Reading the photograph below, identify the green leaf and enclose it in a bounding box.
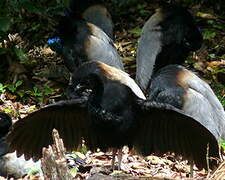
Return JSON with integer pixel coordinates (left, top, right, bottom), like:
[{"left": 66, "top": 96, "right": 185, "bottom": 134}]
[
  {"left": 0, "top": 48, "right": 10, "bottom": 55},
  {"left": 7, "top": 84, "right": 16, "bottom": 92},
  {"left": 0, "top": 17, "right": 12, "bottom": 32},
  {"left": 19, "top": 1, "right": 44, "bottom": 14},
  {"left": 207, "top": 20, "right": 224, "bottom": 30},
  {"left": 203, "top": 29, "right": 216, "bottom": 40},
  {"left": 0, "top": 83, "right": 6, "bottom": 93},
  {"left": 70, "top": 153, "right": 78, "bottom": 159},
  {"left": 3, "top": 108, "right": 13, "bottom": 114},
  {"left": 208, "top": 54, "right": 216, "bottom": 59},
  {"left": 17, "top": 90, "right": 25, "bottom": 98},
  {"left": 33, "top": 87, "right": 38, "bottom": 93},
  {"left": 185, "top": 57, "right": 195, "bottom": 63},
  {"left": 219, "top": 140, "right": 225, "bottom": 150},
  {"left": 28, "top": 169, "right": 40, "bottom": 176},
  {"left": 33, "top": 87, "right": 43, "bottom": 96},
  {"left": 8, "top": 1, "right": 20, "bottom": 11},
  {"left": 77, "top": 145, "right": 88, "bottom": 153},
  {"left": 129, "top": 28, "right": 142, "bottom": 36},
  {"left": 36, "top": 97, "right": 44, "bottom": 102},
  {"left": 15, "top": 80, "right": 23, "bottom": 87},
  {"left": 25, "top": 160, "right": 42, "bottom": 176},
  {"left": 31, "top": 24, "right": 40, "bottom": 31},
  {"left": 43, "top": 84, "right": 54, "bottom": 95},
  {"left": 69, "top": 168, "right": 77, "bottom": 176},
  {"left": 14, "top": 48, "right": 28, "bottom": 63}
]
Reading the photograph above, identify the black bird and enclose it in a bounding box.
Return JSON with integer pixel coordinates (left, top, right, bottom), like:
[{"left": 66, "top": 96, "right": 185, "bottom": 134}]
[
  {"left": 47, "top": 1, "right": 122, "bottom": 74},
  {"left": 0, "top": 112, "right": 42, "bottom": 178},
  {"left": 135, "top": 4, "right": 225, "bottom": 155},
  {"left": 68, "top": 0, "right": 114, "bottom": 39},
  {"left": 136, "top": 4, "right": 203, "bottom": 90},
  {"left": 7, "top": 61, "right": 219, "bottom": 170}
]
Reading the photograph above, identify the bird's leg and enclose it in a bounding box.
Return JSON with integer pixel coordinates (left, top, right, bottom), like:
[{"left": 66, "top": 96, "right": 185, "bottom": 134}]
[
  {"left": 111, "top": 148, "right": 117, "bottom": 171},
  {"left": 117, "top": 148, "right": 123, "bottom": 170}
]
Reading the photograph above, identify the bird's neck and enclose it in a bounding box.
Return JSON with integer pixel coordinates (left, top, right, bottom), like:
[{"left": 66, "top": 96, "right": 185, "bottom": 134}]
[
  {"left": 88, "top": 75, "right": 105, "bottom": 109},
  {"left": 136, "top": 43, "right": 160, "bottom": 91}
]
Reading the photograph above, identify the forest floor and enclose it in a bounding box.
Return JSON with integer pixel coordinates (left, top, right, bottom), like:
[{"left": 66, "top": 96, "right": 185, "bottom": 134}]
[{"left": 0, "top": 1, "right": 225, "bottom": 179}]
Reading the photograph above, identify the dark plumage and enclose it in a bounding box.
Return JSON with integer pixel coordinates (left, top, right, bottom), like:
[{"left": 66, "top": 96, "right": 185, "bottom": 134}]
[
  {"left": 136, "top": 5, "right": 203, "bottom": 90},
  {"left": 7, "top": 61, "right": 219, "bottom": 169},
  {"left": 47, "top": 0, "right": 122, "bottom": 73},
  {"left": 48, "top": 14, "right": 123, "bottom": 73},
  {"left": 0, "top": 112, "right": 41, "bottom": 178},
  {"left": 0, "top": 112, "right": 12, "bottom": 156},
  {"left": 0, "top": 112, "right": 11, "bottom": 140},
  {"left": 64, "top": 14, "right": 123, "bottom": 70},
  {"left": 135, "top": 4, "right": 224, "bottom": 167}
]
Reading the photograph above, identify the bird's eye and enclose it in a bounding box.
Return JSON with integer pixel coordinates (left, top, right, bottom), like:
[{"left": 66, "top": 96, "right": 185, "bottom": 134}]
[{"left": 74, "top": 83, "right": 83, "bottom": 91}]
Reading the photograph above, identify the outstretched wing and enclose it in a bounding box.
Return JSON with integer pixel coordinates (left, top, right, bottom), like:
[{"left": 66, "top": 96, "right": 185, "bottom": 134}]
[
  {"left": 7, "top": 98, "right": 89, "bottom": 161},
  {"left": 134, "top": 100, "right": 219, "bottom": 169}
]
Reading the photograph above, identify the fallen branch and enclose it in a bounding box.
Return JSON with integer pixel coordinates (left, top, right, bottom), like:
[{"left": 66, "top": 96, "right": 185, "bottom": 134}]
[
  {"left": 41, "top": 129, "right": 73, "bottom": 180},
  {"left": 207, "top": 161, "right": 225, "bottom": 180}
]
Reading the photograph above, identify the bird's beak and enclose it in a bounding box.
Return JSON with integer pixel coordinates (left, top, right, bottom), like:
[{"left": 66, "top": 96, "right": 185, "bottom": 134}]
[
  {"left": 75, "top": 84, "right": 92, "bottom": 97},
  {"left": 67, "top": 83, "right": 92, "bottom": 99},
  {"left": 66, "top": 83, "right": 84, "bottom": 99}
]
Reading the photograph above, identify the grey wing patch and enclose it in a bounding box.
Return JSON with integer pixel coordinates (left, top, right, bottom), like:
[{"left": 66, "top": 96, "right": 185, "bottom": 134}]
[
  {"left": 86, "top": 34, "right": 124, "bottom": 70},
  {"left": 136, "top": 19, "right": 162, "bottom": 90},
  {"left": 82, "top": 5, "right": 114, "bottom": 39},
  {"left": 183, "top": 75, "right": 225, "bottom": 140},
  {"left": 87, "top": 22, "right": 112, "bottom": 43},
  {"left": 0, "top": 152, "right": 42, "bottom": 178}
]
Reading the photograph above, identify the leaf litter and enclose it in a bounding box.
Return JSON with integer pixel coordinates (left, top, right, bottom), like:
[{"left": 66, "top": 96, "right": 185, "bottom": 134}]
[{"left": 1, "top": 1, "right": 225, "bottom": 179}]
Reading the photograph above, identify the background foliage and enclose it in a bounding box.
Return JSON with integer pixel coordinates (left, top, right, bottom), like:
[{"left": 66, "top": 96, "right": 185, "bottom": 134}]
[{"left": 0, "top": 0, "right": 224, "bottom": 106}]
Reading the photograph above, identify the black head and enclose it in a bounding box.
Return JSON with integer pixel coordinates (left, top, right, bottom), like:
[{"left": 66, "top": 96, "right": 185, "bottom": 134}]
[
  {"left": 159, "top": 4, "right": 203, "bottom": 51},
  {"left": 55, "top": 9, "right": 91, "bottom": 73},
  {"left": 0, "top": 112, "right": 12, "bottom": 138},
  {"left": 67, "top": 61, "right": 107, "bottom": 99},
  {"left": 56, "top": 12, "right": 84, "bottom": 39}
]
